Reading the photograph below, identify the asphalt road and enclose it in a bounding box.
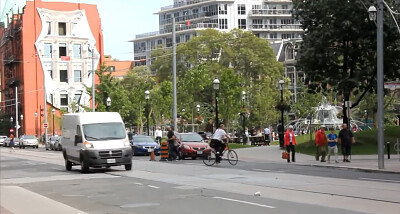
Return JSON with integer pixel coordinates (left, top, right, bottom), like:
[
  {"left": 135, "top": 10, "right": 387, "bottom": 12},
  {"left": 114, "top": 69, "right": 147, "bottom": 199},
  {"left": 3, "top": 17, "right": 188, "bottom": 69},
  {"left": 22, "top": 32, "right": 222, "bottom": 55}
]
[{"left": 1, "top": 147, "right": 399, "bottom": 214}]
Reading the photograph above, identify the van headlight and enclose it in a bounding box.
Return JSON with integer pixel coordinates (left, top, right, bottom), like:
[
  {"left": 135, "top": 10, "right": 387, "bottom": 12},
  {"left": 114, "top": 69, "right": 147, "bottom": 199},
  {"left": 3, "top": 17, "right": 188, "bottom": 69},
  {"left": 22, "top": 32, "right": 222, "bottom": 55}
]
[
  {"left": 123, "top": 139, "right": 131, "bottom": 147},
  {"left": 83, "top": 141, "right": 94, "bottom": 148}
]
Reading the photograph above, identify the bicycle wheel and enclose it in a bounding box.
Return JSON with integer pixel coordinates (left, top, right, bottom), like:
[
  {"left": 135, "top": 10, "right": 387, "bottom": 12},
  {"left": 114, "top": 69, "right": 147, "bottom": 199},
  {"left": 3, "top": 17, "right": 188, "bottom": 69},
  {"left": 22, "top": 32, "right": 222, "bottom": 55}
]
[
  {"left": 203, "top": 151, "right": 216, "bottom": 166},
  {"left": 227, "top": 150, "right": 238, "bottom": 165}
]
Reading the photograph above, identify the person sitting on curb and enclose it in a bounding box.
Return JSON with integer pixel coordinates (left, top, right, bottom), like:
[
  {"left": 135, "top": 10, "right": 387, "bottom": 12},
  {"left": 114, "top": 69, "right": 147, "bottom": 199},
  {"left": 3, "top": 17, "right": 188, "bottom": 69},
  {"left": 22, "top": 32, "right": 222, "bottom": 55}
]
[
  {"left": 315, "top": 125, "right": 328, "bottom": 162},
  {"left": 284, "top": 125, "right": 296, "bottom": 163}
]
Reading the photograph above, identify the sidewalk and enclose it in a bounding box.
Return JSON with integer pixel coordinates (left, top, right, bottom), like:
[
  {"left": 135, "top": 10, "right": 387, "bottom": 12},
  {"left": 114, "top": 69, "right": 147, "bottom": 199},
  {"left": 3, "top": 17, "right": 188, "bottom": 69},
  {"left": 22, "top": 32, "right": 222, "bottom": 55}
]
[{"left": 235, "top": 145, "right": 400, "bottom": 173}]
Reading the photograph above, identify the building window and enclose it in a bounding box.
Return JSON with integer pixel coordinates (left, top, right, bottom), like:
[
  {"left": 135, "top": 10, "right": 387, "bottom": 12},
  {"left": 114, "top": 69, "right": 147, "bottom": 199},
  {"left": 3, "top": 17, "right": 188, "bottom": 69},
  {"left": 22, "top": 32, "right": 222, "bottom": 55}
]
[
  {"left": 74, "top": 93, "right": 82, "bottom": 103},
  {"left": 282, "top": 5, "right": 289, "bottom": 10},
  {"left": 58, "top": 22, "right": 66, "bottom": 36},
  {"left": 73, "top": 44, "right": 81, "bottom": 59},
  {"left": 269, "top": 33, "right": 278, "bottom": 39},
  {"left": 157, "top": 39, "right": 163, "bottom": 45},
  {"left": 74, "top": 70, "right": 81, "bottom": 82},
  {"left": 218, "top": 4, "right": 227, "bottom": 15},
  {"left": 60, "top": 94, "right": 68, "bottom": 106},
  {"left": 49, "top": 70, "right": 53, "bottom": 79},
  {"left": 238, "top": 19, "right": 246, "bottom": 29},
  {"left": 218, "top": 19, "right": 228, "bottom": 29},
  {"left": 60, "top": 70, "right": 68, "bottom": 83},
  {"left": 47, "top": 21, "right": 51, "bottom": 35},
  {"left": 50, "top": 94, "right": 54, "bottom": 104},
  {"left": 59, "top": 43, "right": 67, "bottom": 57},
  {"left": 238, "top": 4, "right": 246, "bottom": 15},
  {"left": 108, "top": 66, "right": 115, "bottom": 72},
  {"left": 44, "top": 43, "right": 52, "bottom": 58},
  {"left": 252, "top": 19, "right": 263, "bottom": 29},
  {"left": 185, "top": 34, "right": 190, "bottom": 42}
]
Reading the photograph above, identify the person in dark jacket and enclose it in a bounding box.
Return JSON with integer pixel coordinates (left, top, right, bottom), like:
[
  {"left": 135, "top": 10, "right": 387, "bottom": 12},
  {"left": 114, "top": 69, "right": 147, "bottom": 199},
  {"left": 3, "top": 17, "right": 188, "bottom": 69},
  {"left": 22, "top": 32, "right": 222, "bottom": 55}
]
[{"left": 338, "top": 123, "right": 355, "bottom": 162}]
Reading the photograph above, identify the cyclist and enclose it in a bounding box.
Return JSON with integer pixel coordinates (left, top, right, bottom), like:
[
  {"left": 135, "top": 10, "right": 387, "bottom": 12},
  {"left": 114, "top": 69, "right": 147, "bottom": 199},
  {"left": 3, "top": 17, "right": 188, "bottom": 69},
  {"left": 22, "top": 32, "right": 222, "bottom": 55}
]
[{"left": 210, "top": 124, "right": 229, "bottom": 163}]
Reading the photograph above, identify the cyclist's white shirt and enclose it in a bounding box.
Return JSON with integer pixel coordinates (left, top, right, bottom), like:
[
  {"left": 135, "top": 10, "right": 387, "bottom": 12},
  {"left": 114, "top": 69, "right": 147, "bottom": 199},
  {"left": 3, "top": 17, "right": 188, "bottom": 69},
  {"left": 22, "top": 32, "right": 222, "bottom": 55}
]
[{"left": 212, "top": 129, "right": 226, "bottom": 141}]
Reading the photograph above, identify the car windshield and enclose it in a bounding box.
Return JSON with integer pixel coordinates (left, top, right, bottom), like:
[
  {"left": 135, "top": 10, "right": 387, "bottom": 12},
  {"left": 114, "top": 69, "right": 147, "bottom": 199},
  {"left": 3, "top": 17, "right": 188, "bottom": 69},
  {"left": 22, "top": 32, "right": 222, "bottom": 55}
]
[
  {"left": 24, "top": 135, "right": 36, "bottom": 139},
  {"left": 82, "top": 122, "right": 126, "bottom": 141},
  {"left": 132, "top": 137, "right": 154, "bottom": 143},
  {"left": 180, "top": 134, "right": 203, "bottom": 142}
]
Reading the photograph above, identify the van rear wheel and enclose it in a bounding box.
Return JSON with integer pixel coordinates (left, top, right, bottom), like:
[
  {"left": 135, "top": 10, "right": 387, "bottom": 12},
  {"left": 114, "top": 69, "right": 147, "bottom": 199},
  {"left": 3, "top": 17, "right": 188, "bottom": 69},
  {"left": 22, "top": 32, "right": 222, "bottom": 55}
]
[
  {"left": 65, "top": 159, "right": 72, "bottom": 171},
  {"left": 125, "top": 164, "right": 132, "bottom": 171}
]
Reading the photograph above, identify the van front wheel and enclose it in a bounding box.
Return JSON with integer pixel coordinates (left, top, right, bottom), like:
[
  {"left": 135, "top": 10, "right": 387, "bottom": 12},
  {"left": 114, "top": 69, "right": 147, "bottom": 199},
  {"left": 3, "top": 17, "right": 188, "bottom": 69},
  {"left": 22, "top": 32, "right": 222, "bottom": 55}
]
[
  {"left": 125, "top": 164, "right": 132, "bottom": 171},
  {"left": 80, "top": 159, "right": 89, "bottom": 173}
]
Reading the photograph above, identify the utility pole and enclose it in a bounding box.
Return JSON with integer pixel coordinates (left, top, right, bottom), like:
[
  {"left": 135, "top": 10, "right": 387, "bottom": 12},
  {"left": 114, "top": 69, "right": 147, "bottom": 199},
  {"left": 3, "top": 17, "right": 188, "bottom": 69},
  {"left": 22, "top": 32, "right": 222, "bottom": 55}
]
[
  {"left": 15, "top": 85, "right": 18, "bottom": 138},
  {"left": 172, "top": 17, "right": 177, "bottom": 131},
  {"left": 92, "top": 46, "right": 95, "bottom": 112},
  {"left": 377, "top": 0, "right": 384, "bottom": 169}
]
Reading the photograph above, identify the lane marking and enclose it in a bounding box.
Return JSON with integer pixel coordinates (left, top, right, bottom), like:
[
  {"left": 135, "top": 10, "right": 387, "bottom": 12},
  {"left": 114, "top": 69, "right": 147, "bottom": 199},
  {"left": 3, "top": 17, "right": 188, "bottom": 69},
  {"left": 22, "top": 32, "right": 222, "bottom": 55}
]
[
  {"left": 253, "top": 168, "right": 285, "bottom": 173},
  {"left": 147, "top": 185, "right": 160, "bottom": 189},
  {"left": 134, "top": 182, "right": 143, "bottom": 185},
  {"left": 359, "top": 177, "right": 400, "bottom": 183},
  {"left": 213, "top": 197, "right": 275, "bottom": 209}
]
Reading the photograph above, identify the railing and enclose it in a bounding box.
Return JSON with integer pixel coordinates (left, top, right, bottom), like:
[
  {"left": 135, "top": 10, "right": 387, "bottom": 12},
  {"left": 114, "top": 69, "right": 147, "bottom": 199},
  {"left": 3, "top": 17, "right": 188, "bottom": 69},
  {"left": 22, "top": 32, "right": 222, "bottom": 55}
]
[
  {"left": 135, "top": 23, "right": 218, "bottom": 39},
  {"left": 159, "top": 11, "right": 217, "bottom": 25},
  {"left": 249, "top": 9, "right": 292, "bottom": 16},
  {"left": 161, "top": 0, "right": 215, "bottom": 11},
  {"left": 249, "top": 24, "right": 302, "bottom": 30}
]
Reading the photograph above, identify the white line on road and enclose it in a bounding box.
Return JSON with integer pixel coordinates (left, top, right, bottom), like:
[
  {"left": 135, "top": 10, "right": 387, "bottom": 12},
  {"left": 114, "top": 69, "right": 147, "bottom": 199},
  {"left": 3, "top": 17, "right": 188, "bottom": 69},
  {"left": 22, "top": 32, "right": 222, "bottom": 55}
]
[
  {"left": 213, "top": 197, "right": 275, "bottom": 209},
  {"left": 147, "top": 185, "right": 160, "bottom": 189},
  {"left": 359, "top": 177, "right": 400, "bottom": 183},
  {"left": 134, "top": 182, "right": 143, "bottom": 185},
  {"left": 253, "top": 168, "right": 285, "bottom": 173}
]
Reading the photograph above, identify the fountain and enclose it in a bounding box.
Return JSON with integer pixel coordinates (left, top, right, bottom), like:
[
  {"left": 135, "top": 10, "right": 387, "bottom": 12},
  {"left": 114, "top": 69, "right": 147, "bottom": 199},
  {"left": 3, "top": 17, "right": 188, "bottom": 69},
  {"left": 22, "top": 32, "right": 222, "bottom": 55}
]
[{"left": 291, "top": 97, "right": 367, "bottom": 134}]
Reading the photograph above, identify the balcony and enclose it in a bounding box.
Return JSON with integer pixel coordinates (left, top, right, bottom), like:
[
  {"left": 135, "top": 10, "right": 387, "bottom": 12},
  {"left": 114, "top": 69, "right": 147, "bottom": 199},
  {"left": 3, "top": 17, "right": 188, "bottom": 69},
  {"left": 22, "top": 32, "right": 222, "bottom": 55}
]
[
  {"left": 134, "top": 23, "right": 218, "bottom": 40},
  {"left": 160, "top": 0, "right": 216, "bottom": 11},
  {"left": 249, "top": 9, "right": 292, "bottom": 17},
  {"left": 159, "top": 11, "right": 216, "bottom": 26},
  {"left": 249, "top": 24, "right": 302, "bottom": 31}
]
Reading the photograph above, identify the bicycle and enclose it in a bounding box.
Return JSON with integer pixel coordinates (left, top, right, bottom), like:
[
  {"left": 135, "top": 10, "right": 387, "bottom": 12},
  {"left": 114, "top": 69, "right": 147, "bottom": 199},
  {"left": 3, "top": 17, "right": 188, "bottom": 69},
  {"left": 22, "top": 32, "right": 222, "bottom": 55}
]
[{"left": 203, "top": 140, "right": 238, "bottom": 166}]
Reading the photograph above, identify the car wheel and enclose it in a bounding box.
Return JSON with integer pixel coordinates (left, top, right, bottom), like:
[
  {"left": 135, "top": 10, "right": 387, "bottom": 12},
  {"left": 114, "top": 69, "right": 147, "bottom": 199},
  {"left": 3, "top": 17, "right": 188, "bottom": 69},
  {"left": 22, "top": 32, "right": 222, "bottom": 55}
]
[
  {"left": 125, "top": 164, "right": 132, "bottom": 171},
  {"left": 65, "top": 159, "right": 72, "bottom": 171},
  {"left": 80, "top": 159, "right": 89, "bottom": 173}
]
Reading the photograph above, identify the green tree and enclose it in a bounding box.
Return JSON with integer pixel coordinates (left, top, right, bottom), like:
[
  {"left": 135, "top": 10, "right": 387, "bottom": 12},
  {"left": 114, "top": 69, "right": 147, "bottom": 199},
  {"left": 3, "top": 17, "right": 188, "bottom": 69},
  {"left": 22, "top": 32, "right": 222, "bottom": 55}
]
[
  {"left": 292, "top": 0, "right": 400, "bottom": 126},
  {"left": 151, "top": 29, "right": 284, "bottom": 130}
]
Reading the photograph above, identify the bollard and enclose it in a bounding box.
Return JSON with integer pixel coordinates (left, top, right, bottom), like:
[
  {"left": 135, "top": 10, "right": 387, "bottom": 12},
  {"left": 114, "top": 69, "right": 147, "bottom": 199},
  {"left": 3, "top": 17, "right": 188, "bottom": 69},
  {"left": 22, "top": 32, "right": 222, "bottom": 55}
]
[
  {"left": 149, "top": 149, "right": 155, "bottom": 161},
  {"left": 387, "top": 142, "right": 391, "bottom": 159},
  {"left": 160, "top": 141, "right": 169, "bottom": 161}
]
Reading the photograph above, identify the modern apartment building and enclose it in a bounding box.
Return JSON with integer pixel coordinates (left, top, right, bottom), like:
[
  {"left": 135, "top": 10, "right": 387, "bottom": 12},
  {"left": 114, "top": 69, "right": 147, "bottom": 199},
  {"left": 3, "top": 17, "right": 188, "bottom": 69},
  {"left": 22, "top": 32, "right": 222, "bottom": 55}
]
[
  {"left": 130, "top": 0, "right": 302, "bottom": 66},
  {"left": 0, "top": 0, "right": 103, "bottom": 136}
]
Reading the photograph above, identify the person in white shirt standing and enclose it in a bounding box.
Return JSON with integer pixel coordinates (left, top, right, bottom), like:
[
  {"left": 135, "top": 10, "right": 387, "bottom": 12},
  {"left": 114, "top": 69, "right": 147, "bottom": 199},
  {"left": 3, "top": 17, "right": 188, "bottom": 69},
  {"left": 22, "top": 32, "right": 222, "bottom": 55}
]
[
  {"left": 210, "top": 124, "right": 229, "bottom": 163},
  {"left": 154, "top": 127, "right": 162, "bottom": 144},
  {"left": 264, "top": 126, "right": 270, "bottom": 142}
]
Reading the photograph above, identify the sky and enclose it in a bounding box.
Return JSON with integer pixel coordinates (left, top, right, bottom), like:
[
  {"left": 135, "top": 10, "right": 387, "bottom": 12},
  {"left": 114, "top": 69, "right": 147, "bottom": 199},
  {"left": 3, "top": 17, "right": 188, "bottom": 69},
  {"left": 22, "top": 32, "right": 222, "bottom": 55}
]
[{"left": 1, "top": 0, "right": 173, "bottom": 60}]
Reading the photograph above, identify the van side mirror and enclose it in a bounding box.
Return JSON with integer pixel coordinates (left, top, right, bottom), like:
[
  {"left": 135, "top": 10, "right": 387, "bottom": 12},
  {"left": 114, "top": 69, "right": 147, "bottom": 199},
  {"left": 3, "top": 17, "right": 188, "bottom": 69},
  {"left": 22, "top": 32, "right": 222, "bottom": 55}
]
[{"left": 74, "top": 135, "right": 82, "bottom": 145}]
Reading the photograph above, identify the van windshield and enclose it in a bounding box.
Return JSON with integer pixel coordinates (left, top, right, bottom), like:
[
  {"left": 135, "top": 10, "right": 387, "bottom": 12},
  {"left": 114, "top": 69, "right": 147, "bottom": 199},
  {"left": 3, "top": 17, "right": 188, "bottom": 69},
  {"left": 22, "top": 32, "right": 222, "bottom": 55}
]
[{"left": 82, "top": 123, "right": 126, "bottom": 141}]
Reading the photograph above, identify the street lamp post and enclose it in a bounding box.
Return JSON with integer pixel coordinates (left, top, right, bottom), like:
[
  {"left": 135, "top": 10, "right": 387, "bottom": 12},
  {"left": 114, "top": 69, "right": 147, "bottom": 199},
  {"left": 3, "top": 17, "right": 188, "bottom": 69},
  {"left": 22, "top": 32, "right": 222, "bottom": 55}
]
[
  {"left": 145, "top": 90, "right": 150, "bottom": 136},
  {"left": 10, "top": 117, "right": 13, "bottom": 134},
  {"left": 34, "top": 112, "right": 38, "bottom": 137},
  {"left": 172, "top": 17, "right": 177, "bottom": 132},
  {"left": 364, "top": 110, "right": 368, "bottom": 130},
  {"left": 181, "top": 108, "right": 186, "bottom": 133},
  {"left": 241, "top": 91, "right": 246, "bottom": 142},
  {"left": 106, "top": 97, "right": 111, "bottom": 112},
  {"left": 20, "top": 115, "right": 23, "bottom": 135},
  {"left": 196, "top": 104, "right": 200, "bottom": 132},
  {"left": 369, "top": 1, "right": 385, "bottom": 169},
  {"left": 213, "top": 78, "right": 220, "bottom": 130},
  {"left": 52, "top": 108, "right": 55, "bottom": 136},
  {"left": 75, "top": 104, "right": 79, "bottom": 113},
  {"left": 279, "top": 79, "right": 285, "bottom": 148}
]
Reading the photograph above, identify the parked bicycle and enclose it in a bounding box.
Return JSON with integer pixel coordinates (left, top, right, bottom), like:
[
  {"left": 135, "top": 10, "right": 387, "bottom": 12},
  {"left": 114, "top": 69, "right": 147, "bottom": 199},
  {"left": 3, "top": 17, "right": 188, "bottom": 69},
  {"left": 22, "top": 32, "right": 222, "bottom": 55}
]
[{"left": 203, "top": 141, "right": 238, "bottom": 166}]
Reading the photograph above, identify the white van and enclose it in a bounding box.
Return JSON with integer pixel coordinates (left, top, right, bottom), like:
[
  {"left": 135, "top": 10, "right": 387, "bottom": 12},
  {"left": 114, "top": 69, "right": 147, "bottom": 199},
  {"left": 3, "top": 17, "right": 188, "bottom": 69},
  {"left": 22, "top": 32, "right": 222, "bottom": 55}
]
[{"left": 62, "top": 112, "right": 132, "bottom": 173}]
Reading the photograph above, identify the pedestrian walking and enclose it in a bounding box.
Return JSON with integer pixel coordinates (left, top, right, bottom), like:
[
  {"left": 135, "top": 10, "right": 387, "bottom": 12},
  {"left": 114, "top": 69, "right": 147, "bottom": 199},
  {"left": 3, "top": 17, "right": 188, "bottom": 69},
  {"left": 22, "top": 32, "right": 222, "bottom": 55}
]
[
  {"left": 154, "top": 127, "right": 162, "bottom": 144},
  {"left": 338, "top": 123, "right": 355, "bottom": 162},
  {"left": 264, "top": 126, "right": 270, "bottom": 142},
  {"left": 166, "top": 126, "right": 178, "bottom": 161},
  {"left": 284, "top": 125, "right": 296, "bottom": 163},
  {"left": 315, "top": 125, "right": 328, "bottom": 162},
  {"left": 210, "top": 124, "right": 229, "bottom": 163},
  {"left": 9, "top": 134, "right": 15, "bottom": 152},
  {"left": 327, "top": 128, "right": 339, "bottom": 163}
]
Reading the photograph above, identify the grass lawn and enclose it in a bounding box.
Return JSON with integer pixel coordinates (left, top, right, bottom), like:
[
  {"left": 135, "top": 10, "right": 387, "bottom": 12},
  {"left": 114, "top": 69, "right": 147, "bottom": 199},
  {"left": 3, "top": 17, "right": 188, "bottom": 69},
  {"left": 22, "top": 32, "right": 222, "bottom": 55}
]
[{"left": 296, "top": 126, "right": 400, "bottom": 155}]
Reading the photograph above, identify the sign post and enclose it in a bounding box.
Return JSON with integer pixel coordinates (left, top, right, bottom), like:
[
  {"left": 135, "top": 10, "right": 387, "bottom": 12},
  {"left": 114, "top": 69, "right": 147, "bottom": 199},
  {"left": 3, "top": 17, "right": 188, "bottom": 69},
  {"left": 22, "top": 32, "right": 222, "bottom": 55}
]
[{"left": 43, "top": 123, "right": 48, "bottom": 129}]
